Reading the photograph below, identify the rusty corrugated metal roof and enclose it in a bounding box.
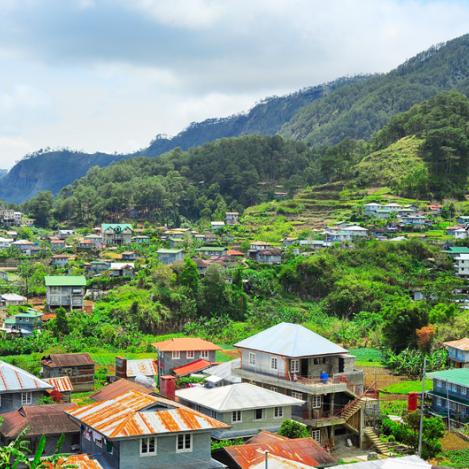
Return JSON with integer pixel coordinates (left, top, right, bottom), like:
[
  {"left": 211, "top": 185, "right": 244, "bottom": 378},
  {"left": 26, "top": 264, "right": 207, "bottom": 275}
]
[
  {"left": 125, "top": 359, "right": 158, "bottom": 378},
  {"left": 91, "top": 379, "right": 152, "bottom": 401},
  {"left": 152, "top": 337, "right": 221, "bottom": 352},
  {"left": 44, "top": 453, "right": 103, "bottom": 469},
  {"left": 67, "top": 390, "right": 229, "bottom": 438},
  {"left": 223, "top": 431, "right": 336, "bottom": 468},
  {"left": 0, "top": 361, "right": 52, "bottom": 392},
  {"left": 0, "top": 403, "right": 79, "bottom": 438},
  {"left": 42, "top": 353, "right": 95, "bottom": 367},
  {"left": 172, "top": 359, "right": 213, "bottom": 377},
  {"left": 44, "top": 375, "right": 74, "bottom": 392}
]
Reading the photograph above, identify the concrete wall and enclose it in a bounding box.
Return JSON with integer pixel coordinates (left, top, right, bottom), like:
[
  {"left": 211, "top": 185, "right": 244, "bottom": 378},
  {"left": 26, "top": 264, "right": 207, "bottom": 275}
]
[
  {"left": 159, "top": 351, "right": 217, "bottom": 375},
  {"left": 42, "top": 365, "right": 95, "bottom": 392},
  {"left": 0, "top": 391, "right": 44, "bottom": 413}
]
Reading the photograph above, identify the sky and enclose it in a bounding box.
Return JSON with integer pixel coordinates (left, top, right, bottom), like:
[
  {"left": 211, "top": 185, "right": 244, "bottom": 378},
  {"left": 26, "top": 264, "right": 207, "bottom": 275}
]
[{"left": 0, "top": 0, "right": 469, "bottom": 169}]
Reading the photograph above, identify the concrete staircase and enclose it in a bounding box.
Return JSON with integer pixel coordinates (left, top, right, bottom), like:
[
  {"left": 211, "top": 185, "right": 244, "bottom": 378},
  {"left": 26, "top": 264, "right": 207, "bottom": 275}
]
[{"left": 364, "top": 427, "right": 392, "bottom": 456}]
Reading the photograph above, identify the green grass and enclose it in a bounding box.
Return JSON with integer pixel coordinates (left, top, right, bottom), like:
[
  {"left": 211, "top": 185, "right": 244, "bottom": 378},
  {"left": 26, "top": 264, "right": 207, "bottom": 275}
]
[
  {"left": 350, "top": 347, "right": 383, "bottom": 366},
  {"left": 439, "top": 449, "right": 469, "bottom": 468},
  {"left": 380, "top": 399, "right": 408, "bottom": 416},
  {"left": 381, "top": 379, "right": 432, "bottom": 394}
]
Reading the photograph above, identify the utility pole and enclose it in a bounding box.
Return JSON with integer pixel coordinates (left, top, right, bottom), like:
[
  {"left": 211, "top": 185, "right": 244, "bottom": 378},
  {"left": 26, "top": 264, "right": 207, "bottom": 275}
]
[
  {"left": 417, "top": 357, "right": 426, "bottom": 457},
  {"left": 447, "top": 380, "right": 451, "bottom": 432},
  {"left": 264, "top": 450, "right": 269, "bottom": 469}
]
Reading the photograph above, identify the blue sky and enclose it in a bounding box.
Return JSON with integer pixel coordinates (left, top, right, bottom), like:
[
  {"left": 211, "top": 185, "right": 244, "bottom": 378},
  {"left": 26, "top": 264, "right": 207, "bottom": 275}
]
[{"left": 0, "top": 0, "right": 469, "bottom": 169}]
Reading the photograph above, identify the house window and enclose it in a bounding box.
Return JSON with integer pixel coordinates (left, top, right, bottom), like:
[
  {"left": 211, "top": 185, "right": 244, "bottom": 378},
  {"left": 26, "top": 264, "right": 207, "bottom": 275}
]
[
  {"left": 176, "top": 434, "right": 192, "bottom": 453},
  {"left": 462, "top": 386, "right": 467, "bottom": 395},
  {"left": 312, "top": 430, "right": 321, "bottom": 442},
  {"left": 232, "top": 411, "right": 242, "bottom": 423},
  {"left": 290, "top": 360, "right": 299, "bottom": 373},
  {"left": 271, "top": 357, "right": 278, "bottom": 370},
  {"left": 21, "top": 392, "right": 32, "bottom": 405},
  {"left": 254, "top": 409, "right": 264, "bottom": 420},
  {"left": 249, "top": 352, "right": 256, "bottom": 365},
  {"left": 274, "top": 407, "right": 283, "bottom": 418},
  {"left": 186, "top": 351, "right": 195, "bottom": 359},
  {"left": 200, "top": 350, "right": 209, "bottom": 359},
  {"left": 437, "top": 398, "right": 442, "bottom": 407},
  {"left": 312, "top": 395, "right": 322, "bottom": 408},
  {"left": 140, "top": 437, "right": 157, "bottom": 456},
  {"left": 172, "top": 351, "right": 180, "bottom": 360},
  {"left": 291, "top": 391, "right": 303, "bottom": 400},
  {"left": 270, "top": 386, "right": 277, "bottom": 392}
]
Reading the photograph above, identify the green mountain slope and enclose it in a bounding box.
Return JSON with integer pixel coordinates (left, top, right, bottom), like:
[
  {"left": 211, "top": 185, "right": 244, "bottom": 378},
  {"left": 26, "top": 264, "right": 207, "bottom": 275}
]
[{"left": 281, "top": 34, "right": 469, "bottom": 146}]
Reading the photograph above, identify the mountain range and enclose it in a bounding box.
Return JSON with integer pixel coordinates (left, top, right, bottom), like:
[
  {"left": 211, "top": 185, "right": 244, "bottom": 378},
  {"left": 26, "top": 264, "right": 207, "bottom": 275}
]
[{"left": 1, "top": 33, "right": 469, "bottom": 204}]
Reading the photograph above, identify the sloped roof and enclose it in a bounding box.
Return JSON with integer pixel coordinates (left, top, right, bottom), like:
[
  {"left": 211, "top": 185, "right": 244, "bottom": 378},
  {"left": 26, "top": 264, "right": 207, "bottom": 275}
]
[
  {"left": 44, "top": 275, "right": 86, "bottom": 287},
  {"left": 46, "top": 454, "right": 103, "bottom": 469},
  {"left": 204, "top": 359, "right": 242, "bottom": 384},
  {"left": 0, "top": 361, "right": 52, "bottom": 392},
  {"left": 67, "top": 390, "right": 229, "bottom": 438},
  {"left": 234, "top": 322, "right": 347, "bottom": 357},
  {"left": 91, "top": 378, "right": 152, "bottom": 401},
  {"left": 101, "top": 223, "right": 133, "bottom": 232},
  {"left": 1, "top": 293, "right": 27, "bottom": 302},
  {"left": 153, "top": 337, "right": 221, "bottom": 352},
  {"left": 42, "top": 353, "right": 95, "bottom": 368},
  {"left": 176, "top": 383, "right": 303, "bottom": 412},
  {"left": 0, "top": 403, "right": 79, "bottom": 438},
  {"left": 44, "top": 376, "right": 74, "bottom": 393},
  {"left": 444, "top": 338, "right": 469, "bottom": 351},
  {"left": 125, "top": 359, "right": 158, "bottom": 378},
  {"left": 172, "top": 359, "right": 213, "bottom": 377},
  {"left": 223, "top": 431, "right": 335, "bottom": 469},
  {"left": 428, "top": 368, "right": 469, "bottom": 387}
]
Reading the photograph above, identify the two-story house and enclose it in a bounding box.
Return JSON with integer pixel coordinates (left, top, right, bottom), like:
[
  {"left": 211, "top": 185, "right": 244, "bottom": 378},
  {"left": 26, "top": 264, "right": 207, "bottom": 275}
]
[
  {"left": 66, "top": 390, "right": 229, "bottom": 469},
  {"left": 233, "top": 323, "right": 365, "bottom": 449},
  {"left": 3, "top": 309, "right": 43, "bottom": 336},
  {"left": 157, "top": 248, "right": 184, "bottom": 265},
  {"left": 177, "top": 382, "right": 304, "bottom": 440},
  {"left": 153, "top": 337, "right": 220, "bottom": 377},
  {"left": 45, "top": 275, "right": 86, "bottom": 309},
  {"left": 101, "top": 224, "right": 133, "bottom": 246},
  {"left": 42, "top": 353, "right": 96, "bottom": 392},
  {"left": 0, "top": 361, "right": 52, "bottom": 413},
  {"left": 225, "top": 212, "right": 240, "bottom": 226},
  {"left": 444, "top": 338, "right": 469, "bottom": 368},
  {"left": 427, "top": 368, "right": 469, "bottom": 424}
]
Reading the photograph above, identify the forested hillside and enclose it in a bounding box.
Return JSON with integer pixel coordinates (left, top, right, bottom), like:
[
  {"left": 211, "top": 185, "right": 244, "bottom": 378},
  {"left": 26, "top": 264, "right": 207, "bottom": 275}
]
[{"left": 281, "top": 34, "right": 469, "bottom": 146}]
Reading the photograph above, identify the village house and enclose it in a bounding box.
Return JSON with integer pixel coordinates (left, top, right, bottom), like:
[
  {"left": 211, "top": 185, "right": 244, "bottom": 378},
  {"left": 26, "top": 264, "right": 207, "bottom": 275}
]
[
  {"left": 324, "top": 225, "right": 368, "bottom": 243},
  {"left": 121, "top": 251, "right": 137, "bottom": 261},
  {"left": 457, "top": 215, "right": 469, "bottom": 224},
  {"left": 177, "top": 382, "right": 304, "bottom": 440},
  {"left": 84, "top": 233, "right": 104, "bottom": 249},
  {"left": 0, "top": 361, "right": 52, "bottom": 413},
  {"left": 57, "top": 229, "right": 75, "bottom": 240},
  {"left": 196, "top": 246, "right": 227, "bottom": 257},
  {"left": 115, "top": 357, "right": 158, "bottom": 385},
  {"left": 51, "top": 253, "right": 73, "bottom": 267},
  {"left": 233, "top": 323, "right": 365, "bottom": 449},
  {"left": 44, "top": 375, "right": 74, "bottom": 403},
  {"left": 153, "top": 337, "right": 220, "bottom": 377},
  {"left": 169, "top": 237, "right": 185, "bottom": 249},
  {"left": 225, "top": 212, "right": 240, "bottom": 225},
  {"left": 86, "top": 260, "right": 111, "bottom": 276},
  {"left": 214, "top": 431, "right": 336, "bottom": 469},
  {"left": 50, "top": 238, "right": 66, "bottom": 251},
  {"left": 101, "top": 223, "right": 133, "bottom": 246},
  {"left": 210, "top": 221, "right": 225, "bottom": 231},
  {"left": 66, "top": 390, "right": 229, "bottom": 469},
  {"left": 3, "top": 309, "right": 43, "bottom": 336},
  {"left": 0, "top": 209, "right": 23, "bottom": 227},
  {"left": 446, "top": 226, "right": 467, "bottom": 238},
  {"left": 398, "top": 213, "right": 429, "bottom": 228},
  {"left": 109, "top": 262, "right": 135, "bottom": 277},
  {"left": 444, "top": 338, "right": 469, "bottom": 368},
  {"left": 249, "top": 241, "right": 274, "bottom": 252},
  {"left": 132, "top": 235, "right": 150, "bottom": 244},
  {"left": 12, "top": 239, "right": 39, "bottom": 255},
  {"left": 77, "top": 238, "right": 95, "bottom": 250},
  {"left": 1, "top": 292, "right": 27, "bottom": 306},
  {"left": 157, "top": 248, "right": 184, "bottom": 265},
  {"left": 445, "top": 246, "right": 469, "bottom": 258},
  {"left": 427, "top": 368, "right": 469, "bottom": 424},
  {"left": 45, "top": 275, "right": 86, "bottom": 309},
  {"left": 0, "top": 403, "right": 80, "bottom": 455},
  {"left": 453, "top": 254, "right": 469, "bottom": 278},
  {"left": 254, "top": 248, "right": 282, "bottom": 265},
  {"left": 42, "top": 353, "right": 96, "bottom": 392},
  {"left": 0, "top": 237, "right": 13, "bottom": 249},
  {"left": 91, "top": 378, "right": 154, "bottom": 402}
]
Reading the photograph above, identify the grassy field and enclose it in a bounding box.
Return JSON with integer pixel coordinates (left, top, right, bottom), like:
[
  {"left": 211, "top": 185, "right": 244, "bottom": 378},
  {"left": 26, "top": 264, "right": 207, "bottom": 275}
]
[
  {"left": 381, "top": 379, "right": 432, "bottom": 394},
  {"left": 349, "top": 347, "right": 383, "bottom": 366}
]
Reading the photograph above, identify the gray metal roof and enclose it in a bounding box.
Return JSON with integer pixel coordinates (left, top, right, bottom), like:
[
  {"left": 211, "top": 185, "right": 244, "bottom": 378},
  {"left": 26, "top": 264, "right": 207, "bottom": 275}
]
[
  {"left": 328, "top": 455, "right": 431, "bottom": 469},
  {"left": 234, "top": 322, "right": 347, "bottom": 357},
  {"left": 176, "top": 382, "right": 303, "bottom": 412},
  {"left": 0, "top": 361, "right": 52, "bottom": 393},
  {"left": 204, "top": 359, "right": 241, "bottom": 384}
]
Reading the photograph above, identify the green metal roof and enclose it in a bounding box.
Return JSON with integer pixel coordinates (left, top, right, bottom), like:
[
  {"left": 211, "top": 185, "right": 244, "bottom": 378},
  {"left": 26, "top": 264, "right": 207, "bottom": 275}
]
[
  {"left": 101, "top": 223, "right": 133, "bottom": 232},
  {"left": 44, "top": 275, "right": 86, "bottom": 287},
  {"left": 428, "top": 368, "right": 469, "bottom": 387},
  {"left": 5, "top": 309, "right": 42, "bottom": 322},
  {"left": 446, "top": 247, "right": 469, "bottom": 254},
  {"left": 157, "top": 249, "right": 184, "bottom": 254},
  {"left": 196, "top": 247, "right": 226, "bottom": 252}
]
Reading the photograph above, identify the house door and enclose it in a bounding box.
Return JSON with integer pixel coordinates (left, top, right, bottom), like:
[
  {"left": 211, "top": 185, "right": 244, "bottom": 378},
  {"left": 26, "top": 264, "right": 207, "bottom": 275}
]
[
  {"left": 300, "top": 359, "right": 308, "bottom": 377},
  {"left": 338, "top": 357, "right": 344, "bottom": 373}
]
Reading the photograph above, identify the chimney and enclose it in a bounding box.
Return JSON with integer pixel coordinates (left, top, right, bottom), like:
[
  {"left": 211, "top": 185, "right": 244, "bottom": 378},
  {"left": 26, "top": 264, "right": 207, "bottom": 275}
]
[
  {"left": 160, "top": 375, "right": 176, "bottom": 401},
  {"left": 115, "top": 356, "right": 127, "bottom": 379}
]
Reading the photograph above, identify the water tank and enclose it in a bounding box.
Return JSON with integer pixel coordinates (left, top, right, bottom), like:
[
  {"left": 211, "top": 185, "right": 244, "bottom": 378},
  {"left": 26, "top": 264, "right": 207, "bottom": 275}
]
[
  {"left": 408, "top": 392, "right": 418, "bottom": 411},
  {"left": 320, "top": 372, "right": 329, "bottom": 384}
]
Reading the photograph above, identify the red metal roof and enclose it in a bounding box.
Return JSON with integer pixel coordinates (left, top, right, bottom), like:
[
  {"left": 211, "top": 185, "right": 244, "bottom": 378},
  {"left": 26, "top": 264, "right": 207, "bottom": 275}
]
[
  {"left": 67, "top": 390, "right": 229, "bottom": 438},
  {"left": 227, "top": 249, "right": 244, "bottom": 256},
  {"left": 172, "top": 359, "right": 213, "bottom": 377},
  {"left": 152, "top": 337, "right": 221, "bottom": 352},
  {"left": 223, "top": 431, "right": 336, "bottom": 468}
]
